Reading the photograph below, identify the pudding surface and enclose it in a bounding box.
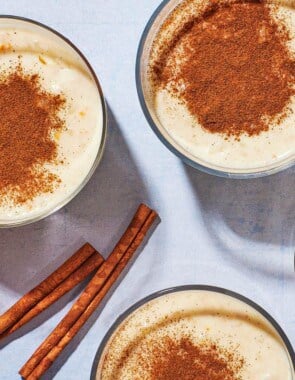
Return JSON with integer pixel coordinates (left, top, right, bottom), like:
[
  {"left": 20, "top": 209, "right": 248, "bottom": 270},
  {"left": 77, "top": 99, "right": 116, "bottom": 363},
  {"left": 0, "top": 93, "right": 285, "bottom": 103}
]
[
  {"left": 0, "top": 20, "right": 103, "bottom": 224},
  {"left": 97, "top": 290, "right": 294, "bottom": 379},
  {"left": 145, "top": 0, "right": 295, "bottom": 173}
]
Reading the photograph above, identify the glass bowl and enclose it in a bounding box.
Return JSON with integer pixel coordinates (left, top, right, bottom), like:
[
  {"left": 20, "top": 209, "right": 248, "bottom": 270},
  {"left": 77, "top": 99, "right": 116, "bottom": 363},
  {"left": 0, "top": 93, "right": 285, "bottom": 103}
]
[
  {"left": 91, "top": 285, "right": 295, "bottom": 379},
  {"left": 136, "top": 0, "right": 295, "bottom": 178},
  {"left": 0, "top": 16, "right": 107, "bottom": 227}
]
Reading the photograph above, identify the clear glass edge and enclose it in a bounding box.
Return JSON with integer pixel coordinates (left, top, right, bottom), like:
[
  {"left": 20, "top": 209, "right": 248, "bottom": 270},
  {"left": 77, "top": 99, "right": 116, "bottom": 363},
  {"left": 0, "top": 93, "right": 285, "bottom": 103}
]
[
  {"left": 90, "top": 285, "right": 295, "bottom": 380},
  {"left": 0, "top": 15, "right": 108, "bottom": 228},
  {"left": 135, "top": 0, "right": 295, "bottom": 180}
]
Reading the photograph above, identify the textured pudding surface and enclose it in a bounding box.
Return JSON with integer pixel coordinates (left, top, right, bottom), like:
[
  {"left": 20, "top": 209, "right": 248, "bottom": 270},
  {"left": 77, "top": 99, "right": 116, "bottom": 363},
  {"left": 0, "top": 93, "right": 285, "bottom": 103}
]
[
  {"left": 0, "top": 24, "right": 103, "bottom": 223},
  {"left": 146, "top": 0, "right": 295, "bottom": 172},
  {"left": 97, "top": 290, "right": 294, "bottom": 379}
]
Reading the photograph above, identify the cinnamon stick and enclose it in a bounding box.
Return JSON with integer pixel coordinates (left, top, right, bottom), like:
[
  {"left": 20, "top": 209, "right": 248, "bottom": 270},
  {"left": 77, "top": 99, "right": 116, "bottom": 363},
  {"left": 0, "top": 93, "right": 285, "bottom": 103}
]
[
  {"left": 25, "top": 210, "right": 158, "bottom": 380},
  {"left": 20, "top": 203, "right": 154, "bottom": 379},
  {"left": 0, "top": 251, "right": 104, "bottom": 340},
  {"left": 0, "top": 243, "right": 97, "bottom": 336}
]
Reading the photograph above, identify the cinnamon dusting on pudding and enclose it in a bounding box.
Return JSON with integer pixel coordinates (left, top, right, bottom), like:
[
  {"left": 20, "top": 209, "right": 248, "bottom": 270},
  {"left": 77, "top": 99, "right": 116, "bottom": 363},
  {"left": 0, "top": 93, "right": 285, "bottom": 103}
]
[
  {"left": 0, "top": 66, "right": 66, "bottom": 206},
  {"left": 98, "top": 290, "right": 293, "bottom": 379},
  {"left": 140, "top": 336, "right": 244, "bottom": 380},
  {"left": 150, "top": 0, "right": 295, "bottom": 137}
]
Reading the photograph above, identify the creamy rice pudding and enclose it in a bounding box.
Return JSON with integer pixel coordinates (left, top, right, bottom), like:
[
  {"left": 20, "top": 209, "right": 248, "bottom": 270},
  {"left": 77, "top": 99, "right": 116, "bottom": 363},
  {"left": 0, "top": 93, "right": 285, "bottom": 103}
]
[
  {"left": 96, "top": 289, "right": 294, "bottom": 379},
  {"left": 0, "top": 18, "right": 105, "bottom": 225},
  {"left": 139, "top": 0, "right": 295, "bottom": 175}
]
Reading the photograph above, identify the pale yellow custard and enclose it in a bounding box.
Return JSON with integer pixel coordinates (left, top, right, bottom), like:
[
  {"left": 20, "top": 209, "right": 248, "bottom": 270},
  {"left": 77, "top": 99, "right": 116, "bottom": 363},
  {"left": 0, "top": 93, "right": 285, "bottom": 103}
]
[
  {"left": 142, "top": 0, "right": 295, "bottom": 174},
  {"left": 0, "top": 18, "right": 104, "bottom": 225},
  {"left": 96, "top": 290, "right": 294, "bottom": 379}
]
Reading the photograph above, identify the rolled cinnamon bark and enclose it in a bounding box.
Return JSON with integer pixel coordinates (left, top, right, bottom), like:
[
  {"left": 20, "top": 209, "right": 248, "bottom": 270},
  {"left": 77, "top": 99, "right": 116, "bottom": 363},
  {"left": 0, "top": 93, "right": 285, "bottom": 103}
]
[
  {"left": 20, "top": 204, "right": 155, "bottom": 379},
  {"left": 1, "top": 251, "right": 104, "bottom": 339},
  {"left": 0, "top": 243, "right": 97, "bottom": 336},
  {"left": 25, "top": 210, "right": 158, "bottom": 380}
]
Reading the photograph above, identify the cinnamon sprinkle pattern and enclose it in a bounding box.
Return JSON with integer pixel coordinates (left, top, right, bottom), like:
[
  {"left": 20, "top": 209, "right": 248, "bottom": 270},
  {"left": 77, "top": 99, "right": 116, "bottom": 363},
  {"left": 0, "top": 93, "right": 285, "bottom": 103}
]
[
  {"left": 145, "top": 336, "right": 244, "bottom": 380},
  {"left": 150, "top": 0, "right": 295, "bottom": 138},
  {"left": 0, "top": 64, "right": 66, "bottom": 206},
  {"left": 103, "top": 334, "right": 245, "bottom": 379}
]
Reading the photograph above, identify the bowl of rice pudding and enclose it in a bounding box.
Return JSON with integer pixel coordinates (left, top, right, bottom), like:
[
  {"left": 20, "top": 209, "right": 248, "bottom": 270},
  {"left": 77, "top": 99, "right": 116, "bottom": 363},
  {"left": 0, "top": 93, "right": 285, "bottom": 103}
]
[
  {"left": 136, "top": 0, "right": 295, "bottom": 178},
  {"left": 92, "top": 286, "right": 295, "bottom": 380},
  {"left": 0, "top": 16, "right": 106, "bottom": 227}
]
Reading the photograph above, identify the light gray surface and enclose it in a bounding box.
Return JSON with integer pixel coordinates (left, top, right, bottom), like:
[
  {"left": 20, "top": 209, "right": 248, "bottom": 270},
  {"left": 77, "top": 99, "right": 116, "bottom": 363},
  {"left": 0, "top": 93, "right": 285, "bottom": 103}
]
[{"left": 0, "top": 0, "right": 294, "bottom": 379}]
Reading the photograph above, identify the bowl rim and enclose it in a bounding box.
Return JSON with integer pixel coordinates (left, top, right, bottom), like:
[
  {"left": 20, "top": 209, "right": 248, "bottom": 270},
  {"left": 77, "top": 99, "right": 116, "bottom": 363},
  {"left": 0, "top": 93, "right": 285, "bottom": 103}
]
[
  {"left": 135, "top": 0, "right": 295, "bottom": 179},
  {"left": 0, "top": 15, "right": 107, "bottom": 228},
  {"left": 90, "top": 284, "right": 295, "bottom": 379}
]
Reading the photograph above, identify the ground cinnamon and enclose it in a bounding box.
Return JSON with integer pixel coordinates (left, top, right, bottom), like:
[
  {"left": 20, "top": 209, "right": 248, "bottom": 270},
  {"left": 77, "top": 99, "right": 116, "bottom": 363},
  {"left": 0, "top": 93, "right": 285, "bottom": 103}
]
[
  {"left": 147, "top": 336, "right": 244, "bottom": 380},
  {"left": 151, "top": 0, "right": 295, "bottom": 137},
  {"left": 0, "top": 66, "right": 65, "bottom": 205}
]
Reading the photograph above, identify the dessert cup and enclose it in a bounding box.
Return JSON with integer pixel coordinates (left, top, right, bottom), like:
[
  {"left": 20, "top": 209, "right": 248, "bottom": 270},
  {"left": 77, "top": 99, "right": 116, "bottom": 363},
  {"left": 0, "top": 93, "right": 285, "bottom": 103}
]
[
  {"left": 91, "top": 285, "right": 295, "bottom": 379},
  {"left": 0, "top": 16, "right": 107, "bottom": 227},
  {"left": 136, "top": 0, "right": 295, "bottom": 178}
]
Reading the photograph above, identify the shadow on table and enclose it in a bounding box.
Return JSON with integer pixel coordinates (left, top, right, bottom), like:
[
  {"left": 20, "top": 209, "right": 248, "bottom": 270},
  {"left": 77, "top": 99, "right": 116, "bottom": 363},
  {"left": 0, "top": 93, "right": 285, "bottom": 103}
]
[
  {"left": 184, "top": 164, "right": 295, "bottom": 277},
  {"left": 0, "top": 104, "right": 151, "bottom": 345}
]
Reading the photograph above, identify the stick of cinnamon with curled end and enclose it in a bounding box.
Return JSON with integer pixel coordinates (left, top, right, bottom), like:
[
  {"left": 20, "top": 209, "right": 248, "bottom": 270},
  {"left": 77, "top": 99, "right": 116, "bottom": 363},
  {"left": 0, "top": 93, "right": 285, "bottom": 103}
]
[
  {"left": 0, "top": 243, "right": 99, "bottom": 336},
  {"left": 26, "top": 210, "right": 158, "bottom": 380},
  {"left": 0, "top": 251, "right": 104, "bottom": 340},
  {"left": 20, "top": 204, "right": 158, "bottom": 379}
]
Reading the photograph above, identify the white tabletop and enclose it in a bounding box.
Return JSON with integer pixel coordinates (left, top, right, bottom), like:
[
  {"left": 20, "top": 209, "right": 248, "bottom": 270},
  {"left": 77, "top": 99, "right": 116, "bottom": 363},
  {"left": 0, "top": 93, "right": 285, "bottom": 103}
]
[{"left": 0, "top": 0, "right": 294, "bottom": 378}]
